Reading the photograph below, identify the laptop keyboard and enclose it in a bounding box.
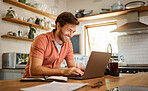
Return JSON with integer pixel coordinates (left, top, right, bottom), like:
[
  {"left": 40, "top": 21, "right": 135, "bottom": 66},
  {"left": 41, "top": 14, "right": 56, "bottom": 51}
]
[{"left": 67, "top": 75, "right": 82, "bottom": 79}]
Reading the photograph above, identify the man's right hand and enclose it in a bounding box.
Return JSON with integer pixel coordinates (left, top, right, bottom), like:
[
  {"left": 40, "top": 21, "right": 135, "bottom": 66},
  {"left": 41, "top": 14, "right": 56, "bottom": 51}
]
[{"left": 62, "top": 67, "right": 84, "bottom": 76}]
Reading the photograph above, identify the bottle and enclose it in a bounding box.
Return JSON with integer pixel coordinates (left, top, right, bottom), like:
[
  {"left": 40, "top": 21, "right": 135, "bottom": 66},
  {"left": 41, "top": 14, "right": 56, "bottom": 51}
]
[
  {"left": 35, "top": 17, "right": 40, "bottom": 25},
  {"left": 119, "top": 55, "right": 127, "bottom": 66},
  {"left": 18, "top": 31, "right": 22, "bottom": 37}
]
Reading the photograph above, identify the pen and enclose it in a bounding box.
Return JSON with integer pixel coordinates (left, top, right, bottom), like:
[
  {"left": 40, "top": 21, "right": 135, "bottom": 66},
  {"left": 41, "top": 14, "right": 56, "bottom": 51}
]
[
  {"left": 42, "top": 74, "right": 47, "bottom": 80},
  {"left": 91, "top": 81, "right": 103, "bottom": 88}
]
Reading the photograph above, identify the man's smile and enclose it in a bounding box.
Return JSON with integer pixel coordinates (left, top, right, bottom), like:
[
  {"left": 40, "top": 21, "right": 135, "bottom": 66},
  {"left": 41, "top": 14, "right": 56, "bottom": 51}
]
[{"left": 65, "top": 36, "right": 70, "bottom": 40}]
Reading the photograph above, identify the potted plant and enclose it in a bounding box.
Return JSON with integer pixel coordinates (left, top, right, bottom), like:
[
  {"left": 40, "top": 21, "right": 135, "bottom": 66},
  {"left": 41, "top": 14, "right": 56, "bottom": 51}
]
[
  {"left": 28, "top": 24, "right": 36, "bottom": 39},
  {"left": 19, "top": 0, "right": 26, "bottom": 4},
  {"left": 6, "top": 7, "right": 16, "bottom": 18}
]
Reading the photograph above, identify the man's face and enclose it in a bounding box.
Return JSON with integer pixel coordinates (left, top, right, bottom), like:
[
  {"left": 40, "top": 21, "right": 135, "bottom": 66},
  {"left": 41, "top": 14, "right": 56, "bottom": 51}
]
[{"left": 58, "top": 23, "right": 76, "bottom": 43}]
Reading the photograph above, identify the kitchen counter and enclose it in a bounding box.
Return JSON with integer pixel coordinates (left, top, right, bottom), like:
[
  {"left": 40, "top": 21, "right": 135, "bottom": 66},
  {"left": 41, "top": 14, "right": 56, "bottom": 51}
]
[
  {"left": 0, "top": 69, "right": 24, "bottom": 80},
  {"left": 119, "top": 66, "right": 148, "bottom": 69},
  {"left": 0, "top": 72, "right": 148, "bottom": 91},
  {"left": 0, "top": 69, "right": 24, "bottom": 73},
  {"left": 118, "top": 66, "right": 148, "bottom": 73}
]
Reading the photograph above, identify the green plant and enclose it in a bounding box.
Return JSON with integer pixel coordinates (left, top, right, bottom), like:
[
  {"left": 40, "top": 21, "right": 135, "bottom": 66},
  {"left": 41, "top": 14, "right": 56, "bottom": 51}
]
[
  {"left": 28, "top": 24, "right": 36, "bottom": 39},
  {"left": 6, "top": 7, "right": 15, "bottom": 18},
  {"left": 19, "top": 0, "right": 26, "bottom": 4}
]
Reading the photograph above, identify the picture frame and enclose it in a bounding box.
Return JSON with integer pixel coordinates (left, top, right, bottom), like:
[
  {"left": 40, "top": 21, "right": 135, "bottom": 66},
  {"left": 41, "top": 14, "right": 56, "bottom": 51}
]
[{"left": 70, "top": 34, "right": 81, "bottom": 54}]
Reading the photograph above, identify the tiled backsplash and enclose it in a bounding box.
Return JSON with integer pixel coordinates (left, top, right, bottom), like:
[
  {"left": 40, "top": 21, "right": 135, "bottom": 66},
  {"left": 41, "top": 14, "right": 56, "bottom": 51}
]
[{"left": 118, "top": 33, "right": 148, "bottom": 64}]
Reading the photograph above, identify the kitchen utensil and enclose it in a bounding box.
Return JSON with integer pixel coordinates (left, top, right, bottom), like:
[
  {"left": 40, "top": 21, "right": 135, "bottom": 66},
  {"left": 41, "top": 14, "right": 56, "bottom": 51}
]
[
  {"left": 111, "top": 1, "right": 123, "bottom": 11},
  {"left": 125, "top": 1, "right": 145, "bottom": 9},
  {"left": 100, "top": 8, "right": 111, "bottom": 14},
  {"left": 75, "top": 9, "right": 93, "bottom": 18},
  {"left": 101, "top": 8, "right": 110, "bottom": 12}
]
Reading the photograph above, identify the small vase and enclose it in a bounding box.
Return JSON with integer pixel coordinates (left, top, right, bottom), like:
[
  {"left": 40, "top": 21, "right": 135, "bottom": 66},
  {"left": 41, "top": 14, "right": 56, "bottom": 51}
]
[
  {"left": 40, "top": 20, "right": 44, "bottom": 26},
  {"left": 46, "top": 21, "right": 51, "bottom": 28}
]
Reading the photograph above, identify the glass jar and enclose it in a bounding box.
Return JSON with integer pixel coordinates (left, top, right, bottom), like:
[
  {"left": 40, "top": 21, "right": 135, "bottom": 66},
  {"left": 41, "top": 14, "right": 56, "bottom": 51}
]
[{"left": 51, "top": 5, "right": 58, "bottom": 15}]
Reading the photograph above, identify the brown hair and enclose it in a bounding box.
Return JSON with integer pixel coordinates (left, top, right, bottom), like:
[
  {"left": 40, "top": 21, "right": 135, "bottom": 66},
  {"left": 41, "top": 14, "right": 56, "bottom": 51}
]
[{"left": 55, "top": 12, "right": 79, "bottom": 30}]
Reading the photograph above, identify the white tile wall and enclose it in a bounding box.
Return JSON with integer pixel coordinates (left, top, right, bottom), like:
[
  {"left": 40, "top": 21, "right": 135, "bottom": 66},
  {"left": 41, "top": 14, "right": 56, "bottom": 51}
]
[{"left": 118, "top": 34, "right": 148, "bottom": 64}]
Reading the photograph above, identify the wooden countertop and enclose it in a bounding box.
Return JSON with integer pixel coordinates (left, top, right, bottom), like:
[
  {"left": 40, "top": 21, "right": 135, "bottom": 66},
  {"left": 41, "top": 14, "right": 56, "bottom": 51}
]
[{"left": 0, "top": 72, "right": 148, "bottom": 91}]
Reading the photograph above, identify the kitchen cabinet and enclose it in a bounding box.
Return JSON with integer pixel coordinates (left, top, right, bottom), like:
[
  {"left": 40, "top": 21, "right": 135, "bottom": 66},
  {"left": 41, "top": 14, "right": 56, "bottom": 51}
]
[
  {"left": 78, "top": 6, "right": 148, "bottom": 21},
  {"left": 1, "top": 35, "right": 33, "bottom": 41}
]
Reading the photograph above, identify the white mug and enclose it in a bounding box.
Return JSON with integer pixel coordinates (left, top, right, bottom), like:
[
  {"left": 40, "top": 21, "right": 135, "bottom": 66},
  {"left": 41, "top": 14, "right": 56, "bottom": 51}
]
[{"left": 18, "top": 16, "right": 23, "bottom": 21}]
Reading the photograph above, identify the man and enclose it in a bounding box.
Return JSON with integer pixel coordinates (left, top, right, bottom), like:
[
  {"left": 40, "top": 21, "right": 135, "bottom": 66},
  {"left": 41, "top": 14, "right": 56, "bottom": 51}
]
[{"left": 22, "top": 12, "right": 84, "bottom": 78}]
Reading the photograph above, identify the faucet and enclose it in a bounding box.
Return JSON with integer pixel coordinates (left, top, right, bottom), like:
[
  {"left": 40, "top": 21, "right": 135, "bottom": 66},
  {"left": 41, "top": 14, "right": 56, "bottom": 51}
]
[{"left": 107, "top": 43, "right": 112, "bottom": 55}]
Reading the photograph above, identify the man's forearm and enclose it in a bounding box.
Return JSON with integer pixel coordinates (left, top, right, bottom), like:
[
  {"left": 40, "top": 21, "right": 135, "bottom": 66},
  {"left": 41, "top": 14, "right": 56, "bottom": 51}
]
[{"left": 30, "top": 66, "right": 64, "bottom": 76}]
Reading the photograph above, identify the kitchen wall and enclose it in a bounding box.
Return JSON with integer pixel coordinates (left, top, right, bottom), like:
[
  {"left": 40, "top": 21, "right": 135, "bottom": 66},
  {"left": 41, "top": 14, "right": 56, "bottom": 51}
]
[
  {"left": 118, "top": 33, "right": 148, "bottom": 64},
  {"left": 118, "top": 15, "right": 148, "bottom": 65},
  {"left": 0, "top": 0, "right": 67, "bottom": 69},
  {"left": 67, "top": 0, "right": 148, "bottom": 64}
]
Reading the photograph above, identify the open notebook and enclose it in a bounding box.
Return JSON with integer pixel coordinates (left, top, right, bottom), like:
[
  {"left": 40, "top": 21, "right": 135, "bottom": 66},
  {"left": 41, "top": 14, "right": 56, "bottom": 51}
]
[{"left": 20, "top": 76, "right": 68, "bottom": 82}]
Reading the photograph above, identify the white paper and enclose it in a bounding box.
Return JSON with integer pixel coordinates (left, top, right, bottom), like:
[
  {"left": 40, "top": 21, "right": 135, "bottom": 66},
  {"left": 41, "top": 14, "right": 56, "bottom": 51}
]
[
  {"left": 20, "top": 81, "right": 88, "bottom": 91},
  {"left": 47, "top": 76, "right": 68, "bottom": 82}
]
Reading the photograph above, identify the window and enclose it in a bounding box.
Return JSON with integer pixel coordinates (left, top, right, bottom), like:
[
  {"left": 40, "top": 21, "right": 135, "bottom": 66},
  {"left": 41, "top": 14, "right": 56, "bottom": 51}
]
[{"left": 84, "top": 21, "right": 118, "bottom": 55}]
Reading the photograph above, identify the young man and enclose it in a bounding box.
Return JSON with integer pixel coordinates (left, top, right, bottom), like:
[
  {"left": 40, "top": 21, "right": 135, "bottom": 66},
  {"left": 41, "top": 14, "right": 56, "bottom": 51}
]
[{"left": 22, "top": 12, "right": 84, "bottom": 78}]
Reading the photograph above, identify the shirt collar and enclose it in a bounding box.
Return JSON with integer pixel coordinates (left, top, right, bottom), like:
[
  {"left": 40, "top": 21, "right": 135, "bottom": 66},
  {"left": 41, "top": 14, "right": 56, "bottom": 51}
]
[{"left": 49, "top": 29, "right": 56, "bottom": 42}]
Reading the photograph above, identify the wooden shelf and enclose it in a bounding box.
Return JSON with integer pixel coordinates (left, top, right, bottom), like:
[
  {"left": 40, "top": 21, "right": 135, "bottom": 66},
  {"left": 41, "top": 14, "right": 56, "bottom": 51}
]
[
  {"left": 51, "top": 24, "right": 56, "bottom": 28},
  {"left": 78, "top": 6, "right": 148, "bottom": 21},
  {"left": 3, "top": 0, "right": 57, "bottom": 20},
  {"left": 2, "top": 17, "right": 50, "bottom": 31},
  {"left": 1, "top": 35, "right": 33, "bottom": 41}
]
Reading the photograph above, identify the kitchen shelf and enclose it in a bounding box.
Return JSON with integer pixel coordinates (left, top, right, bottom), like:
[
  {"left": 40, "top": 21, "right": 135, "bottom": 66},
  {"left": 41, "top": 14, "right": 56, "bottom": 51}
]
[
  {"left": 2, "top": 17, "right": 50, "bottom": 31},
  {"left": 1, "top": 35, "right": 33, "bottom": 41},
  {"left": 51, "top": 24, "right": 56, "bottom": 28},
  {"left": 77, "top": 6, "right": 148, "bottom": 21},
  {"left": 3, "top": 0, "right": 57, "bottom": 20}
]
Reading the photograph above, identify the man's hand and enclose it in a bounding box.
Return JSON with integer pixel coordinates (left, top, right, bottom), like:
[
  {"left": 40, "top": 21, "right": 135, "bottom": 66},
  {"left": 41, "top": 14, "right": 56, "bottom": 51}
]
[
  {"left": 76, "top": 63, "right": 85, "bottom": 72},
  {"left": 62, "top": 67, "right": 84, "bottom": 76}
]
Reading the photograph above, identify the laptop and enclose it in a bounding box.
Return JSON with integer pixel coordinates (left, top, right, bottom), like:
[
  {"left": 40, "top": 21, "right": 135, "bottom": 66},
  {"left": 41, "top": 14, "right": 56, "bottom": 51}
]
[{"left": 68, "top": 51, "right": 111, "bottom": 80}]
